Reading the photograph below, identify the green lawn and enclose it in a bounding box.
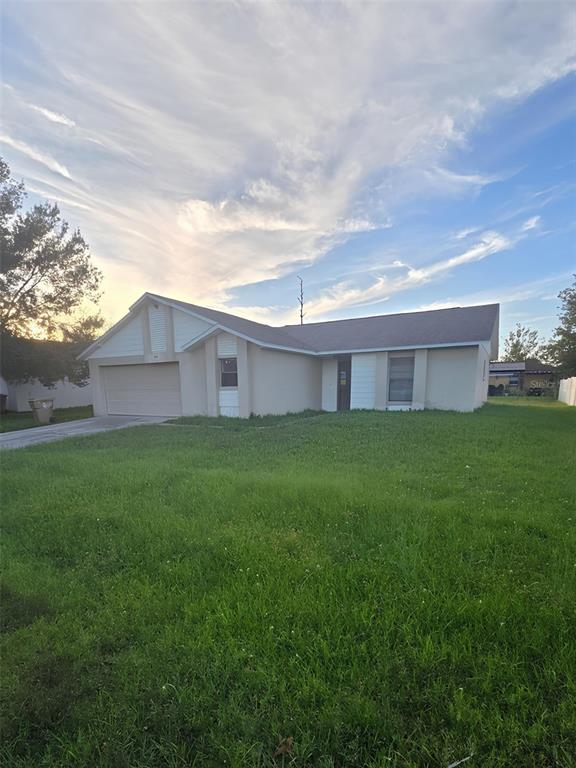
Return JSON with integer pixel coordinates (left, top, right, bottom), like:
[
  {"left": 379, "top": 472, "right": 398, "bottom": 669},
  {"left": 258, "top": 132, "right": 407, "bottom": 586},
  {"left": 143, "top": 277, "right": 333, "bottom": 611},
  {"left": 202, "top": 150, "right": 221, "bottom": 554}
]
[
  {"left": 1, "top": 401, "right": 575, "bottom": 767},
  {"left": 0, "top": 405, "right": 93, "bottom": 433}
]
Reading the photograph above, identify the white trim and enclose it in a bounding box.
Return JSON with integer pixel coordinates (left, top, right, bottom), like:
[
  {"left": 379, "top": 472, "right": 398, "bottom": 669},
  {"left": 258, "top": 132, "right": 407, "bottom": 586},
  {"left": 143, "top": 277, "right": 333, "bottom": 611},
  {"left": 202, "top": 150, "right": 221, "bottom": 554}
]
[
  {"left": 180, "top": 325, "right": 220, "bottom": 350},
  {"left": 316, "top": 341, "right": 485, "bottom": 356},
  {"left": 182, "top": 323, "right": 314, "bottom": 355}
]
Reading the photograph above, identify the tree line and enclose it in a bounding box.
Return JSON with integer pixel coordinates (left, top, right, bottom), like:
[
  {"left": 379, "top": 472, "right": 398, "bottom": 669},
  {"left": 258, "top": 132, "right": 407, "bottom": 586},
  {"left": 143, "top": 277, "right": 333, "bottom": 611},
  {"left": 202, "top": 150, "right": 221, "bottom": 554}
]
[{"left": 502, "top": 284, "right": 575, "bottom": 372}]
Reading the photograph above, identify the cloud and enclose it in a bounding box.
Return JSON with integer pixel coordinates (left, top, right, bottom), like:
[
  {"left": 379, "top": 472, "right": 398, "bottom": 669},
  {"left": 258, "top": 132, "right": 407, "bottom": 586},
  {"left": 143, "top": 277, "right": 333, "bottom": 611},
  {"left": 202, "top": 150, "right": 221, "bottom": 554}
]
[
  {"left": 521, "top": 215, "right": 541, "bottom": 231},
  {"left": 0, "top": 133, "right": 72, "bottom": 179},
  {"left": 424, "top": 166, "right": 505, "bottom": 192},
  {"left": 1, "top": 1, "right": 574, "bottom": 321},
  {"left": 454, "top": 226, "right": 481, "bottom": 240},
  {"left": 302, "top": 231, "right": 515, "bottom": 319},
  {"left": 26, "top": 184, "right": 91, "bottom": 211},
  {"left": 28, "top": 105, "right": 76, "bottom": 127},
  {"left": 177, "top": 183, "right": 381, "bottom": 237},
  {"left": 410, "top": 271, "right": 571, "bottom": 334},
  {"left": 414, "top": 278, "right": 563, "bottom": 313}
]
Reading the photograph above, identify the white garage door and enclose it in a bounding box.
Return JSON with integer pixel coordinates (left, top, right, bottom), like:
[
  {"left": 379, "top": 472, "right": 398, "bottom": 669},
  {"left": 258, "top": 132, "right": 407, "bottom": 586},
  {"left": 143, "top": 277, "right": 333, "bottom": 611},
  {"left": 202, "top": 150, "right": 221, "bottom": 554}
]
[{"left": 103, "top": 363, "right": 182, "bottom": 416}]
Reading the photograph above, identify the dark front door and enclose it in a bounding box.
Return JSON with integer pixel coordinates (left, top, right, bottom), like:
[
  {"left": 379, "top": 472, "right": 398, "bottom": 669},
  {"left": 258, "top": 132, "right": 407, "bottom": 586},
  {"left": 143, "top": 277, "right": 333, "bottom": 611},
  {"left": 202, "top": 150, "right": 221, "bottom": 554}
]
[{"left": 337, "top": 357, "right": 351, "bottom": 411}]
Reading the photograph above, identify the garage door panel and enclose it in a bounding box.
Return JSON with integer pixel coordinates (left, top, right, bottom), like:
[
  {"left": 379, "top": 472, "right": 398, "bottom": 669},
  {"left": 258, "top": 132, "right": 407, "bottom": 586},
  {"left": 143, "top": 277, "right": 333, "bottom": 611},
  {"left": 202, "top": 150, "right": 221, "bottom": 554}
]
[{"left": 103, "top": 363, "right": 181, "bottom": 416}]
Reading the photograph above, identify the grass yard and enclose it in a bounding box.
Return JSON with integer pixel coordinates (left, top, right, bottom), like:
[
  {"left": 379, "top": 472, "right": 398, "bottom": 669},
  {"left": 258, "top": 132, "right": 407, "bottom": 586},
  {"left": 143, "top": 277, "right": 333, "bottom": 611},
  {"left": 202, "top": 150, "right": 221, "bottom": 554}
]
[
  {"left": 0, "top": 405, "right": 93, "bottom": 433},
  {"left": 1, "top": 400, "right": 575, "bottom": 767}
]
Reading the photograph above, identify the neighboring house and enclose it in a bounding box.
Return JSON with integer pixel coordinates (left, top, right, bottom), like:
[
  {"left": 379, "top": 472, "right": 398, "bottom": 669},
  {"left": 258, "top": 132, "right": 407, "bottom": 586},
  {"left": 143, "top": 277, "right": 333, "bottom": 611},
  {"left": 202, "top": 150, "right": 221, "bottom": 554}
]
[
  {"left": 489, "top": 360, "right": 557, "bottom": 395},
  {"left": 79, "top": 293, "right": 499, "bottom": 418},
  {"left": 3, "top": 377, "right": 93, "bottom": 412}
]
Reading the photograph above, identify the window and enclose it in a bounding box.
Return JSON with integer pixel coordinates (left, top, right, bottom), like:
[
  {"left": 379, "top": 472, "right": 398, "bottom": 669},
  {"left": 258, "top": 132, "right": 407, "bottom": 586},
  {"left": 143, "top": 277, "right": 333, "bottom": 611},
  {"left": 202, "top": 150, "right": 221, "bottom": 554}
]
[
  {"left": 388, "top": 356, "right": 414, "bottom": 402},
  {"left": 220, "top": 357, "right": 238, "bottom": 388}
]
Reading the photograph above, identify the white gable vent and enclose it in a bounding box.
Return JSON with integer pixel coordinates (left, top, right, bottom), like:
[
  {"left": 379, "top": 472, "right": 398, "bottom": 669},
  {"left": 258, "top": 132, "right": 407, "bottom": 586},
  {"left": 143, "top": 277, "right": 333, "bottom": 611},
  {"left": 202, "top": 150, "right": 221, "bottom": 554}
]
[
  {"left": 217, "top": 332, "right": 237, "bottom": 358},
  {"left": 149, "top": 304, "right": 168, "bottom": 352}
]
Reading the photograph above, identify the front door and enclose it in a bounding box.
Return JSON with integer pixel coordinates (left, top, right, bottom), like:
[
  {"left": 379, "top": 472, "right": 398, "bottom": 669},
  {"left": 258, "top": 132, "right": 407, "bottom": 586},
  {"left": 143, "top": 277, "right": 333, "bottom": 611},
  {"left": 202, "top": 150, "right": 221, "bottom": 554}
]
[{"left": 337, "top": 357, "right": 351, "bottom": 411}]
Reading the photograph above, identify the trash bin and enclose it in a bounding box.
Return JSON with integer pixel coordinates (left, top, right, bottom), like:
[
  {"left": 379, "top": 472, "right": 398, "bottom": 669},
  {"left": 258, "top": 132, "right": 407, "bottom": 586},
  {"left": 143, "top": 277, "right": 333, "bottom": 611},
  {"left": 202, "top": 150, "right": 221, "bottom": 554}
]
[{"left": 28, "top": 398, "right": 55, "bottom": 426}]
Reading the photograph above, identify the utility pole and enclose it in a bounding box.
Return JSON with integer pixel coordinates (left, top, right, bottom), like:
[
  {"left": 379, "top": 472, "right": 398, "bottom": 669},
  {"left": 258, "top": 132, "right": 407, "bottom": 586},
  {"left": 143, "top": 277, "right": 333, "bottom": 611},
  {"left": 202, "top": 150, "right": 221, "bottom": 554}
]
[{"left": 297, "top": 275, "right": 305, "bottom": 325}]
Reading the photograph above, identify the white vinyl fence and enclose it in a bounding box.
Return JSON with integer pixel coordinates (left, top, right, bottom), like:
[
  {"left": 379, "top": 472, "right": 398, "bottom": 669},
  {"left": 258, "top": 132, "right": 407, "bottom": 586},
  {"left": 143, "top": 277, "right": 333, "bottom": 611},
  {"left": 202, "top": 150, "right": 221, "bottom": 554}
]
[
  {"left": 5, "top": 377, "right": 92, "bottom": 412},
  {"left": 558, "top": 377, "right": 576, "bottom": 406}
]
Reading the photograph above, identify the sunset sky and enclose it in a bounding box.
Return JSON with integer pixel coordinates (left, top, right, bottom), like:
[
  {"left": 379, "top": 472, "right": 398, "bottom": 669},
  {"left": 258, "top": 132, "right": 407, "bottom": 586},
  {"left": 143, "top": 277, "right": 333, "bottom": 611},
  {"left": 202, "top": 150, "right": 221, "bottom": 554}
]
[{"left": 2, "top": 1, "right": 575, "bottom": 340}]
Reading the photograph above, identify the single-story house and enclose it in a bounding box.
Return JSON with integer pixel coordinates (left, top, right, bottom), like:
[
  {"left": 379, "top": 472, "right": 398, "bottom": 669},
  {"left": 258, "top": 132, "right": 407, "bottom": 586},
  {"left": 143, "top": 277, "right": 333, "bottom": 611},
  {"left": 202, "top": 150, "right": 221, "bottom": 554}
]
[
  {"left": 489, "top": 360, "right": 557, "bottom": 395},
  {"left": 79, "top": 293, "right": 499, "bottom": 418}
]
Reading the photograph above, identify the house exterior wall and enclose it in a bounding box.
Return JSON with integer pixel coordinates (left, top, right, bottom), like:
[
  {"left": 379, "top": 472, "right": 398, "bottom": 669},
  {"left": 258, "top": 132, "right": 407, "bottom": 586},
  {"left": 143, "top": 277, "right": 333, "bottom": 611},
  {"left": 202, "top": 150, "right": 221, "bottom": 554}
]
[
  {"left": 177, "top": 346, "right": 207, "bottom": 415},
  {"left": 322, "top": 358, "right": 337, "bottom": 411},
  {"left": 373, "top": 353, "right": 389, "bottom": 409},
  {"left": 248, "top": 345, "right": 322, "bottom": 415},
  {"left": 411, "top": 349, "right": 428, "bottom": 410},
  {"left": 204, "top": 336, "right": 219, "bottom": 416},
  {"left": 173, "top": 309, "right": 213, "bottom": 352},
  {"left": 91, "top": 312, "right": 145, "bottom": 358},
  {"left": 473, "top": 343, "right": 490, "bottom": 408},
  {"left": 489, "top": 369, "right": 556, "bottom": 393},
  {"left": 6, "top": 377, "right": 93, "bottom": 412},
  {"left": 523, "top": 372, "right": 556, "bottom": 392},
  {"left": 425, "top": 346, "right": 480, "bottom": 412}
]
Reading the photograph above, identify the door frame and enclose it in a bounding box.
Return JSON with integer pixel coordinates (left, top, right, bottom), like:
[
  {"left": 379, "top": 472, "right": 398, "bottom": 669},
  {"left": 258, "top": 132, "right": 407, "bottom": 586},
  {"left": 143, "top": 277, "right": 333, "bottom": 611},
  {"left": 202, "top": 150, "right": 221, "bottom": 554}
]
[{"left": 337, "top": 356, "right": 351, "bottom": 411}]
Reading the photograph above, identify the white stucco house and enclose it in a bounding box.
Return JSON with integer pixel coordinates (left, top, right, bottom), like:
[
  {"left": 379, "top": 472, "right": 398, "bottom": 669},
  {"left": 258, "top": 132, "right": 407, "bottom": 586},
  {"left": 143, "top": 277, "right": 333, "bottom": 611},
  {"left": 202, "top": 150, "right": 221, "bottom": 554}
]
[{"left": 79, "top": 293, "right": 499, "bottom": 418}]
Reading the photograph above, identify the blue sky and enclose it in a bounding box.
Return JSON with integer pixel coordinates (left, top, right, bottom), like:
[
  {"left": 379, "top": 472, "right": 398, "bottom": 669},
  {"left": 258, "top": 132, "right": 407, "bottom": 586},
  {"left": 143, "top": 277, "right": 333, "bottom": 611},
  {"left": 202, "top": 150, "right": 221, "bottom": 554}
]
[{"left": 1, "top": 1, "right": 575, "bottom": 345}]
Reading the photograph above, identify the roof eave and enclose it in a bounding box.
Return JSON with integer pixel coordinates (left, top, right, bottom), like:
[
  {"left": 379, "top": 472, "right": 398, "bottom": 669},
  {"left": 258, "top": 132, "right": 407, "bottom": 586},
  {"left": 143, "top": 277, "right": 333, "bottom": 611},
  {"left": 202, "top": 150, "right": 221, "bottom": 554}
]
[{"left": 315, "top": 340, "right": 487, "bottom": 356}]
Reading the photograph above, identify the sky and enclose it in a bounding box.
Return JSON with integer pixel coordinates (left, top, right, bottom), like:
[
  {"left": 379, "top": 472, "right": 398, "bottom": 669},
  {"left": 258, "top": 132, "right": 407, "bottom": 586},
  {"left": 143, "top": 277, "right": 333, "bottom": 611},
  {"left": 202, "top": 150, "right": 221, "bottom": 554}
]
[{"left": 1, "top": 1, "right": 575, "bottom": 344}]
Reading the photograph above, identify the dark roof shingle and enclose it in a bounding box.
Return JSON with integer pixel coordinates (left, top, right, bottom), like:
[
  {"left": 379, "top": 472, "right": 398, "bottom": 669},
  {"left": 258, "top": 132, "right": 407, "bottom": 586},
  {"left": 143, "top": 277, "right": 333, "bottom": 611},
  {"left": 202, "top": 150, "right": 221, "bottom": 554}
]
[
  {"left": 152, "top": 294, "right": 498, "bottom": 354},
  {"left": 282, "top": 304, "right": 499, "bottom": 352}
]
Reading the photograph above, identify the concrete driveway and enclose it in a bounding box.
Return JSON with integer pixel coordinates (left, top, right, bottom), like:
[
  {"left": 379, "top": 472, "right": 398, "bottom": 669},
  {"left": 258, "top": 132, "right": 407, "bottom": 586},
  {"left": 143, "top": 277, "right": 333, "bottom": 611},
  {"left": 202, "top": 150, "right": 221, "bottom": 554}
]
[{"left": 0, "top": 415, "right": 168, "bottom": 450}]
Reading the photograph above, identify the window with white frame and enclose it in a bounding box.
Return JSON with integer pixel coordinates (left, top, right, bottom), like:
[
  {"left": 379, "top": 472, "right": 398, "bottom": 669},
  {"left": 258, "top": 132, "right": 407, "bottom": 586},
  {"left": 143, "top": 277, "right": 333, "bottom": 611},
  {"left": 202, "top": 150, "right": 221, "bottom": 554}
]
[
  {"left": 388, "top": 356, "right": 415, "bottom": 402},
  {"left": 220, "top": 357, "right": 238, "bottom": 387}
]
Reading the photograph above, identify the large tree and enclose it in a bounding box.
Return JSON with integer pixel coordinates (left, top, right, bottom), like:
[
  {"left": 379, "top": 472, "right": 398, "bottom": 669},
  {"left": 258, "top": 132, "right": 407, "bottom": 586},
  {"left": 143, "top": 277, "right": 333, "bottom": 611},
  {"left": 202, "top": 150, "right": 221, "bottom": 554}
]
[
  {"left": 502, "top": 323, "right": 543, "bottom": 361},
  {"left": 546, "top": 274, "right": 576, "bottom": 377},
  {"left": 0, "top": 158, "right": 103, "bottom": 384}
]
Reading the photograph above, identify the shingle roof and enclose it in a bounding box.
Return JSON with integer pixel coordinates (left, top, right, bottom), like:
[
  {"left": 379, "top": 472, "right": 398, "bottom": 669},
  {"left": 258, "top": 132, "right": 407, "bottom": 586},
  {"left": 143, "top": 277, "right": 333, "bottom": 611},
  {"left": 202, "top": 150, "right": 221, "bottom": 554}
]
[
  {"left": 151, "top": 294, "right": 498, "bottom": 355},
  {"left": 283, "top": 304, "right": 499, "bottom": 352},
  {"left": 490, "top": 362, "right": 526, "bottom": 373},
  {"left": 490, "top": 360, "right": 557, "bottom": 374},
  {"left": 151, "top": 295, "right": 316, "bottom": 352}
]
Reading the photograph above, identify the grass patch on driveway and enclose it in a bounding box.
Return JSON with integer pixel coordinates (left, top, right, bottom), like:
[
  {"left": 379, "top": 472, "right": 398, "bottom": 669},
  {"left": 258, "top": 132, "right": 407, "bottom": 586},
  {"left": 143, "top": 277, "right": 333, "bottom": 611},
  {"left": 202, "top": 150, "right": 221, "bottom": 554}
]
[
  {"left": 1, "top": 401, "right": 575, "bottom": 767},
  {"left": 0, "top": 405, "right": 93, "bottom": 433}
]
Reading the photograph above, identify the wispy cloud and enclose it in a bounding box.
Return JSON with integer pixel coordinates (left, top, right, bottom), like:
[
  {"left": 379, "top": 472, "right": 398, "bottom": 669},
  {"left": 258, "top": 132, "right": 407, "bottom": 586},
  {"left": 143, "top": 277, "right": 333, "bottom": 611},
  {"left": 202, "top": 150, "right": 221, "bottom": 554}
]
[
  {"left": 413, "top": 273, "right": 569, "bottom": 314},
  {"left": 521, "top": 215, "right": 541, "bottom": 231},
  {"left": 454, "top": 227, "right": 481, "bottom": 241},
  {"left": 0, "top": 133, "right": 72, "bottom": 179},
  {"left": 303, "top": 230, "right": 514, "bottom": 319},
  {"left": 28, "top": 104, "right": 76, "bottom": 127}
]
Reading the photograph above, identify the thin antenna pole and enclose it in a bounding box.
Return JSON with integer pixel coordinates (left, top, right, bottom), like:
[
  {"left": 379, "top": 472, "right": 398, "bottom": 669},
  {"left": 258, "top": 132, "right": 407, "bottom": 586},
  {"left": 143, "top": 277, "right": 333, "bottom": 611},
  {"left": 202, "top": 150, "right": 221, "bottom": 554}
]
[{"left": 297, "top": 275, "right": 304, "bottom": 325}]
